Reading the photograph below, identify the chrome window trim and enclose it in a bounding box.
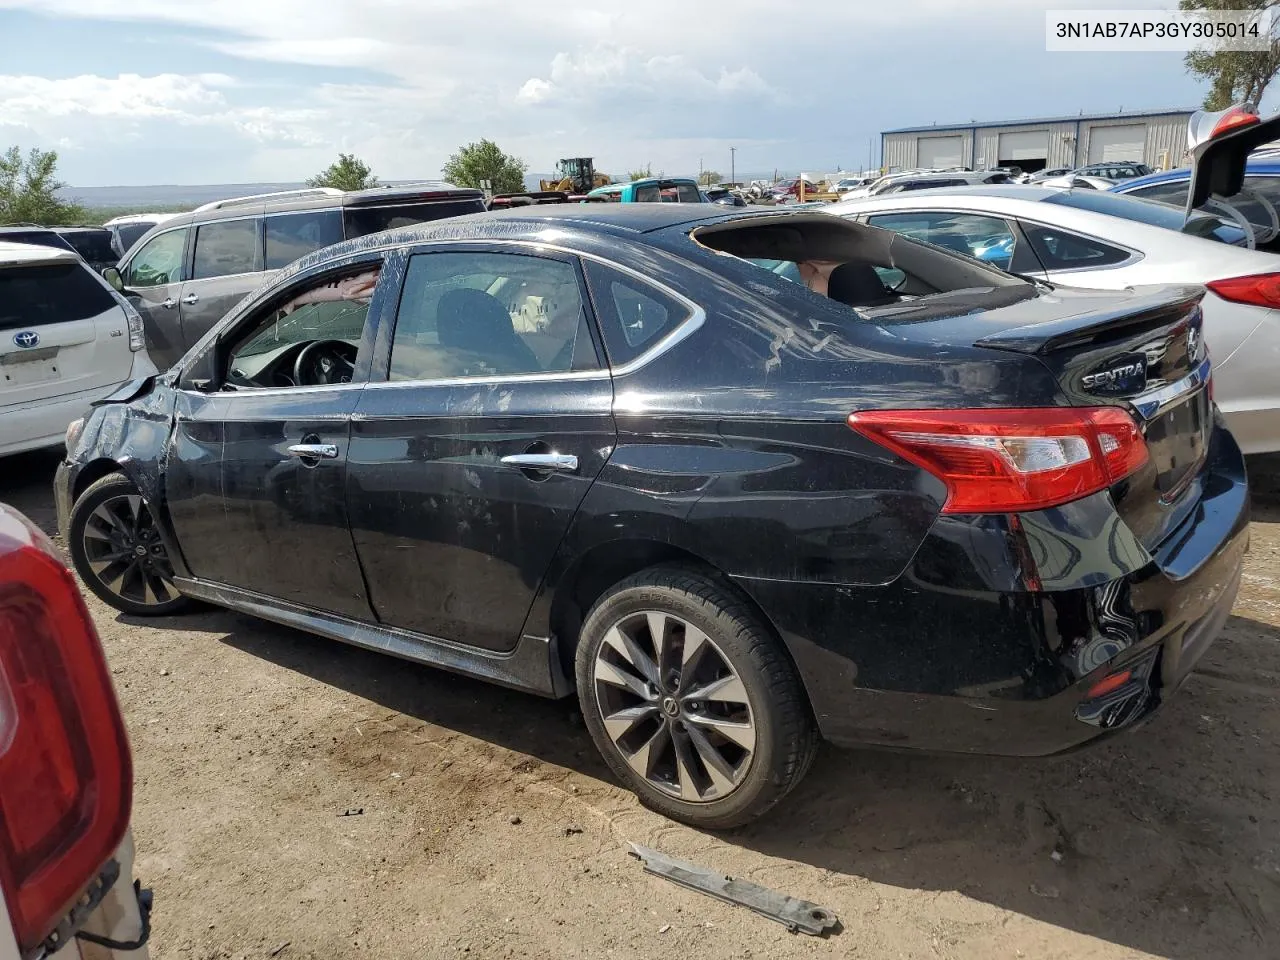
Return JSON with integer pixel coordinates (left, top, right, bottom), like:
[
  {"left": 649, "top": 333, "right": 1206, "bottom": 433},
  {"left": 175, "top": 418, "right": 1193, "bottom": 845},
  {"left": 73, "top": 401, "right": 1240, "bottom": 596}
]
[
  {"left": 1131, "top": 356, "right": 1212, "bottom": 421},
  {"left": 178, "top": 382, "right": 367, "bottom": 401}
]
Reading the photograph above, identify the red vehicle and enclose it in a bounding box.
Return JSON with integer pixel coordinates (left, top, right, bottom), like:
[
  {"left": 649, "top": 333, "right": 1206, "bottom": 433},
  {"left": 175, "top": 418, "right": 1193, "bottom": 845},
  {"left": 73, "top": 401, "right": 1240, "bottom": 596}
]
[
  {"left": 770, "top": 177, "right": 820, "bottom": 201},
  {"left": 0, "top": 504, "right": 149, "bottom": 960}
]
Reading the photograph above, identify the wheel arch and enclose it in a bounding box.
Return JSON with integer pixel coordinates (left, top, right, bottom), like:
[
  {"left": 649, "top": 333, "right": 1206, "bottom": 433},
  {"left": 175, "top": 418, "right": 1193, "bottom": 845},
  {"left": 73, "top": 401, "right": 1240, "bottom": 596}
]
[{"left": 546, "top": 538, "right": 807, "bottom": 709}]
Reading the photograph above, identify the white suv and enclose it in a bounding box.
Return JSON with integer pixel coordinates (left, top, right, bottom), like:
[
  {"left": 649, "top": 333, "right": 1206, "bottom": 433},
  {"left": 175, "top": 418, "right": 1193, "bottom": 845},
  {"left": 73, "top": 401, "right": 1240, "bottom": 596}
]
[{"left": 0, "top": 242, "right": 156, "bottom": 458}]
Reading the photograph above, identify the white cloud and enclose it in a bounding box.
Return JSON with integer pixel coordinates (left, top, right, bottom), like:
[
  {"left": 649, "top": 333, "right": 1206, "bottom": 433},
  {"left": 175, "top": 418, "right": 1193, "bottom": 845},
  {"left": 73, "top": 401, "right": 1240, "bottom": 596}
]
[{"left": 0, "top": 0, "right": 1206, "bottom": 184}]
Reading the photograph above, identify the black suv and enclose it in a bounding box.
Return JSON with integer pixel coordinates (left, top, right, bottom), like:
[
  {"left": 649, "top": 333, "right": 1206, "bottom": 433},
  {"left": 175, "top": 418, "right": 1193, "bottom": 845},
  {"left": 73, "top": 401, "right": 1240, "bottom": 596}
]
[{"left": 103, "top": 183, "right": 486, "bottom": 368}]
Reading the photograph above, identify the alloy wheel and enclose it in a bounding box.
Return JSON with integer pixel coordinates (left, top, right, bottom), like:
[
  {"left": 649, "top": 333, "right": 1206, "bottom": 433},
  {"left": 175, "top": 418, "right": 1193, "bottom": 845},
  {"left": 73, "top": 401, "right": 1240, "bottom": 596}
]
[
  {"left": 80, "top": 494, "right": 179, "bottom": 607},
  {"left": 592, "top": 610, "right": 756, "bottom": 802}
]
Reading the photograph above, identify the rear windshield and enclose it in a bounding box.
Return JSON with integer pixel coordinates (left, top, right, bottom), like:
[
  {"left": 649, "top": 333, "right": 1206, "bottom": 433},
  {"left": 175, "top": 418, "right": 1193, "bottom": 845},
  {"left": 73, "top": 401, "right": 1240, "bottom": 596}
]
[
  {"left": 0, "top": 262, "right": 117, "bottom": 331},
  {"left": 58, "top": 230, "right": 116, "bottom": 263},
  {"left": 0, "top": 231, "right": 77, "bottom": 254},
  {"left": 343, "top": 199, "right": 486, "bottom": 239},
  {"left": 1043, "top": 189, "right": 1249, "bottom": 245}
]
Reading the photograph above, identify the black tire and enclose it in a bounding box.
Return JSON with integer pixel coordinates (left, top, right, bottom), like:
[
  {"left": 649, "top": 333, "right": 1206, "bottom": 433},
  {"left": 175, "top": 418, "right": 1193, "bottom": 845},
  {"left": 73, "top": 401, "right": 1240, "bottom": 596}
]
[
  {"left": 575, "top": 566, "right": 818, "bottom": 829},
  {"left": 67, "top": 473, "right": 193, "bottom": 617}
]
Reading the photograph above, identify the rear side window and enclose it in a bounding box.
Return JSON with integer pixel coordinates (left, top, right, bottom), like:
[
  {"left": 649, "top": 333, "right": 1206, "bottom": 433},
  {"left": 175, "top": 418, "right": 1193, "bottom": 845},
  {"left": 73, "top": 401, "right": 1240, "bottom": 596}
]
[
  {"left": 192, "top": 219, "right": 262, "bottom": 280},
  {"left": 265, "top": 210, "right": 344, "bottom": 270},
  {"left": 1126, "top": 180, "right": 1190, "bottom": 207},
  {"left": 58, "top": 230, "right": 115, "bottom": 264},
  {"left": 1022, "top": 223, "right": 1131, "bottom": 270},
  {"left": 389, "top": 251, "right": 597, "bottom": 381},
  {"left": 583, "top": 261, "right": 691, "bottom": 365},
  {"left": 344, "top": 199, "right": 485, "bottom": 239},
  {"left": 676, "top": 183, "right": 702, "bottom": 203},
  {"left": 634, "top": 185, "right": 662, "bottom": 202},
  {"left": 0, "top": 262, "right": 116, "bottom": 331}
]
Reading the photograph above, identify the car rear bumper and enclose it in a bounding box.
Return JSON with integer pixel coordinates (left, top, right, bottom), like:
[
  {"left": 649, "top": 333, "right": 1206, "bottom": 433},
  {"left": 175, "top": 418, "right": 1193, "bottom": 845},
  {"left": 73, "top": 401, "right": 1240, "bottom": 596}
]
[
  {"left": 0, "top": 355, "right": 156, "bottom": 458},
  {"left": 734, "top": 424, "right": 1249, "bottom": 757}
]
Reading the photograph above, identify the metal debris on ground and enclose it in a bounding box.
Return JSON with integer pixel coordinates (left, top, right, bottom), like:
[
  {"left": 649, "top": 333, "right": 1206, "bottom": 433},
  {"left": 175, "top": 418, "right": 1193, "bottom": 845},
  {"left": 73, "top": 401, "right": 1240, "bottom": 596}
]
[
  {"left": 628, "top": 844, "right": 839, "bottom": 937},
  {"left": 269, "top": 942, "right": 290, "bottom": 957},
  {"left": 338, "top": 808, "right": 364, "bottom": 817}
]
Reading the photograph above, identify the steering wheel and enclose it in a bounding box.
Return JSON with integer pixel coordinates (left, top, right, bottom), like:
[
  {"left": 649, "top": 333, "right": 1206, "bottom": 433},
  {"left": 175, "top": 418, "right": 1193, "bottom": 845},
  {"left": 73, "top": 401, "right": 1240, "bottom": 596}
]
[{"left": 293, "top": 339, "right": 357, "bottom": 386}]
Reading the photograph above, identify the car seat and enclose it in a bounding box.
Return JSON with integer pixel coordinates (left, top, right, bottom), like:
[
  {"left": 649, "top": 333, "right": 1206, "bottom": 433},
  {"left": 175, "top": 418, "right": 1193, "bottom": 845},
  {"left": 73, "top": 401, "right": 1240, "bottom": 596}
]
[
  {"left": 436, "top": 288, "right": 541, "bottom": 374},
  {"left": 826, "top": 263, "right": 902, "bottom": 308}
]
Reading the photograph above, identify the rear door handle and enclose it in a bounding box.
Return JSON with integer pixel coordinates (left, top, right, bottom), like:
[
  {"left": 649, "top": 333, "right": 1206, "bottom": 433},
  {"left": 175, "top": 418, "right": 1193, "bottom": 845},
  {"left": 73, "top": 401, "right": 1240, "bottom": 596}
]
[
  {"left": 287, "top": 443, "right": 339, "bottom": 460},
  {"left": 161, "top": 298, "right": 177, "bottom": 309},
  {"left": 500, "top": 453, "right": 578, "bottom": 473},
  {"left": 181, "top": 293, "right": 199, "bottom": 305}
]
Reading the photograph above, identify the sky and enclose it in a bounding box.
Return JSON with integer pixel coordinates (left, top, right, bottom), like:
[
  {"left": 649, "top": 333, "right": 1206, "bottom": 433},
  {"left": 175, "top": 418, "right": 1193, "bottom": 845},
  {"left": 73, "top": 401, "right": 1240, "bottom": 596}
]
[{"left": 0, "top": 0, "right": 1257, "bottom": 187}]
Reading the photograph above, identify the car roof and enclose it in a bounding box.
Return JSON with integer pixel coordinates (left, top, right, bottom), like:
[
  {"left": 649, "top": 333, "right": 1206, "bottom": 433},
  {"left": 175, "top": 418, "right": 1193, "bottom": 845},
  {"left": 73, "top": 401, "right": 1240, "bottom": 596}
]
[
  {"left": 158, "top": 182, "right": 483, "bottom": 228},
  {"left": 0, "top": 239, "right": 80, "bottom": 265},
  {"left": 278, "top": 205, "right": 821, "bottom": 278},
  {"left": 1117, "top": 157, "right": 1280, "bottom": 191}
]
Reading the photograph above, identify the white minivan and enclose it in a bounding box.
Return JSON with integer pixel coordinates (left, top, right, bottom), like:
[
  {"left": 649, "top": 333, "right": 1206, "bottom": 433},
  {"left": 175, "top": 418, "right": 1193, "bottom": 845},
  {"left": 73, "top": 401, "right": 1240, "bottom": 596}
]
[{"left": 0, "top": 242, "right": 157, "bottom": 458}]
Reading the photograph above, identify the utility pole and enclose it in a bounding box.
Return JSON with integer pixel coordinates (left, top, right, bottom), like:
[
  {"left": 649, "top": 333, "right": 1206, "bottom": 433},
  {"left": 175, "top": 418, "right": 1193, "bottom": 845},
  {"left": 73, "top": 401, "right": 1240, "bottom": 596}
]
[{"left": 730, "top": 146, "right": 737, "bottom": 186}]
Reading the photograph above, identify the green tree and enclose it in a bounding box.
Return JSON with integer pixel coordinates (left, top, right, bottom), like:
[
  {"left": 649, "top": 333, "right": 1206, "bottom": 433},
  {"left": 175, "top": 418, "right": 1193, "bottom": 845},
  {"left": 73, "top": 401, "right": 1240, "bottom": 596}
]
[
  {"left": 0, "top": 146, "right": 85, "bottom": 225},
  {"left": 442, "top": 139, "right": 528, "bottom": 192},
  {"left": 1182, "top": 0, "right": 1280, "bottom": 108},
  {"left": 628, "top": 167, "right": 652, "bottom": 181},
  {"left": 306, "top": 153, "right": 378, "bottom": 191},
  {"left": 698, "top": 169, "right": 722, "bottom": 186}
]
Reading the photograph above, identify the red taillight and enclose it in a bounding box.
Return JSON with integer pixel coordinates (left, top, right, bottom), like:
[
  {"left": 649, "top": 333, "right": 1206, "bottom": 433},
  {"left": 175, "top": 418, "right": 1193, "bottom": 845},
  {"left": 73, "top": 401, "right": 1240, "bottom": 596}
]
[
  {"left": 0, "top": 510, "right": 131, "bottom": 953},
  {"left": 1205, "top": 272, "right": 1280, "bottom": 308},
  {"left": 848, "top": 407, "right": 1149, "bottom": 514},
  {"left": 1211, "top": 106, "right": 1260, "bottom": 138}
]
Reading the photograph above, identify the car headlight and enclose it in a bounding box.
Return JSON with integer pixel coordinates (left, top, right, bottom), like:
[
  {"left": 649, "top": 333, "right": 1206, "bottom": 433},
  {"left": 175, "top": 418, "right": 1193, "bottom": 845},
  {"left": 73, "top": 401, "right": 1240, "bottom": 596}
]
[{"left": 65, "top": 418, "right": 85, "bottom": 454}]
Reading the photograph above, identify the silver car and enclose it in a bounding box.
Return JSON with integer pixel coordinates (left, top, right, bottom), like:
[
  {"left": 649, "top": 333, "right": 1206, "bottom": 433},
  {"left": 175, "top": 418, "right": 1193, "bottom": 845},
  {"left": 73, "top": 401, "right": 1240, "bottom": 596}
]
[{"left": 830, "top": 185, "right": 1280, "bottom": 454}]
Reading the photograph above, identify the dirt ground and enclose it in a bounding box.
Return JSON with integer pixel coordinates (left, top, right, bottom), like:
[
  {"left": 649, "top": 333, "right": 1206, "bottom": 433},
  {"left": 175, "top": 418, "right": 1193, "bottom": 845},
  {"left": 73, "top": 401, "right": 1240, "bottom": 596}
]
[{"left": 4, "top": 447, "right": 1278, "bottom": 960}]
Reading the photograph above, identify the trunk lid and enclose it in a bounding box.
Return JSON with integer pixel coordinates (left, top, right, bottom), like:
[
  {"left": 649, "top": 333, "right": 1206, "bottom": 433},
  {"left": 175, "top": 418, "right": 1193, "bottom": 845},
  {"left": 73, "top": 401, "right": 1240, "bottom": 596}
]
[{"left": 881, "top": 282, "right": 1210, "bottom": 551}]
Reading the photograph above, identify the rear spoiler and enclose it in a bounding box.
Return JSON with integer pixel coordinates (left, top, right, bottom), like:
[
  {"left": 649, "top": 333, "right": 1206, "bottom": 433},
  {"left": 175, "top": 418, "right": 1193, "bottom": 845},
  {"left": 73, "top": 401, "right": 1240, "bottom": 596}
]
[
  {"left": 974, "top": 286, "right": 1204, "bottom": 355},
  {"left": 1185, "top": 104, "right": 1280, "bottom": 218}
]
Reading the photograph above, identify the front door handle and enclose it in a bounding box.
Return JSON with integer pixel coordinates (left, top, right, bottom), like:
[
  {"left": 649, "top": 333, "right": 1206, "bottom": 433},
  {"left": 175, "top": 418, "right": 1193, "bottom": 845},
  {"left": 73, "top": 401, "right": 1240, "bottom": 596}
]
[
  {"left": 161, "top": 298, "right": 177, "bottom": 309},
  {"left": 181, "top": 293, "right": 200, "bottom": 305},
  {"left": 501, "top": 453, "right": 578, "bottom": 473},
  {"left": 287, "top": 443, "right": 339, "bottom": 460}
]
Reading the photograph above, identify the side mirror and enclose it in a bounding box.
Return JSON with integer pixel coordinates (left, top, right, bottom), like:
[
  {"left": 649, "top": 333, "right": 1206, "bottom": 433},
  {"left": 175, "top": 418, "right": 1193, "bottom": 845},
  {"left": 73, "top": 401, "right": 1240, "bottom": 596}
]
[
  {"left": 101, "top": 266, "right": 124, "bottom": 292},
  {"left": 178, "top": 345, "right": 219, "bottom": 392}
]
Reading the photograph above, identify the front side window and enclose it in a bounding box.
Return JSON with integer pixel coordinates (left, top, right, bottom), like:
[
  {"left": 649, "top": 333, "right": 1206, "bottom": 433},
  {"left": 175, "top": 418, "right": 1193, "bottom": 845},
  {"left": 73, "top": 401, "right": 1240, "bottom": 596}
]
[
  {"left": 125, "top": 228, "right": 188, "bottom": 288},
  {"left": 192, "top": 219, "right": 262, "bottom": 281},
  {"left": 866, "top": 211, "right": 1018, "bottom": 269},
  {"left": 225, "top": 267, "right": 380, "bottom": 389},
  {"left": 265, "top": 210, "right": 344, "bottom": 270},
  {"left": 1021, "top": 223, "right": 1130, "bottom": 270},
  {"left": 583, "top": 261, "right": 691, "bottom": 365},
  {"left": 389, "top": 252, "right": 598, "bottom": 381}
]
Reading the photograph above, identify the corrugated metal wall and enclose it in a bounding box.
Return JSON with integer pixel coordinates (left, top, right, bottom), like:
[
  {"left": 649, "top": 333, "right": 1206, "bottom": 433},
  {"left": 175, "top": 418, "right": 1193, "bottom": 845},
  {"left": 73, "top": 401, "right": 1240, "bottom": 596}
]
[
  {"left": 882, "top": 113, "right": 1192, "bottom": 173},
  {"left": 975, "top": 122, "right": 1078, "bottom": 169},
  {"left": 1078, "top": 115, "right": 1189, "bottom": 169}
]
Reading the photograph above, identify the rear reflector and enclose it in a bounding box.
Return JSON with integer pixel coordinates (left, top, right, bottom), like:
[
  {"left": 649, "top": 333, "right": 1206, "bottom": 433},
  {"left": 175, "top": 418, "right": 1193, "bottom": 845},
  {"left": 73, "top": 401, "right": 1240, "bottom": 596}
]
[
  {"left": 848, "top": 407, "right": 1149, "bottom": 513},
  {"left": 0, "top": 511, "right": 131, "bottom": 953},
  {"left": 1205, "top": 272, "right": 1280, "bottom": 309},
  {"left": 1086, "top": 669, "right": 1134, "bottom": 699}
]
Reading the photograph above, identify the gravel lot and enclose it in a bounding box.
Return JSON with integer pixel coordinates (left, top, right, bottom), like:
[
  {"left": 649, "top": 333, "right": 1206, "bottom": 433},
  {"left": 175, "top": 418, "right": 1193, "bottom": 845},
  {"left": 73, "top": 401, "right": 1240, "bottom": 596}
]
[{"left": 5, "top": 447, "right": 1278, "bottom": 960}]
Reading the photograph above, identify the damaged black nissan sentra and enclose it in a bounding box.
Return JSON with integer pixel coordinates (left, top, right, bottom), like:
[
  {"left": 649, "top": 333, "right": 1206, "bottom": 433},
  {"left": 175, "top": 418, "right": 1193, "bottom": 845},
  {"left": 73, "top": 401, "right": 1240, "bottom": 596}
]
[{"left": 55, "top": 204, "right": 1248, "bottom": 827}]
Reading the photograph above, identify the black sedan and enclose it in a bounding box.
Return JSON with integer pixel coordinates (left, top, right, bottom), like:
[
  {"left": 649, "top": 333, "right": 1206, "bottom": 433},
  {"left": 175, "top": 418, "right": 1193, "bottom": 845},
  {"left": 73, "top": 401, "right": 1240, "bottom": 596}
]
[{"left": 55, "top": 204, "right": 1248, "bottom": 827}]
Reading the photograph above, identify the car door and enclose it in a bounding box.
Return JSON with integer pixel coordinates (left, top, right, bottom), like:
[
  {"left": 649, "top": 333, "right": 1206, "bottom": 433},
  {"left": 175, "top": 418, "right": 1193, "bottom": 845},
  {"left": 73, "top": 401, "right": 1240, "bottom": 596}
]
[
  {"left": 346, "top": 246, "right": 615, "bottom": 652},
  {"left": 178, "top": 214, "right": 266, "bottom": 356},
  {"left": 119, "top": 226, "right": 190, "bottom": 369},
  {"left": 163, "top": 256, "right": 387, "bottom": 620}
]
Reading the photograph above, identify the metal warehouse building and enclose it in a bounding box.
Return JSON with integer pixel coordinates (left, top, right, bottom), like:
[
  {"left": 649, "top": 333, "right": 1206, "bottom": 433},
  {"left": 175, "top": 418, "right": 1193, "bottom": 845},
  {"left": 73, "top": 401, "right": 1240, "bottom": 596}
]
[{"left": 881, "top": 109, "right": 1193, "bottom": 174}]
